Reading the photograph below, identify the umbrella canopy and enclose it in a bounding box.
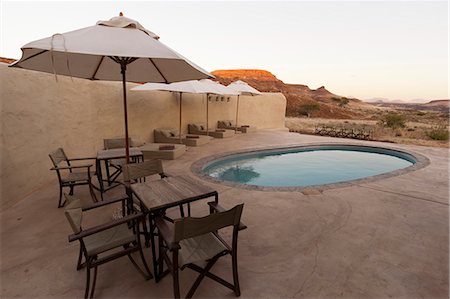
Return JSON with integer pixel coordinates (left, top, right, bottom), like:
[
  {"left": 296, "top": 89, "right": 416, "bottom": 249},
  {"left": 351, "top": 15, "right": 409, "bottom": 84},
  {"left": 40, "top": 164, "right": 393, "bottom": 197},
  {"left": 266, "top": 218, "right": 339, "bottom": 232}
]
[
  {"left": 227, "top": 80, "right": 262, "bottom": 96},
  {"left": 132, "top": 79, "right": 238, "bottom": 139},
  {"left": 10, "top": 13, "right": 212, "bottom": 162},
  {"left": 226, "top": 80, "right": 262, "bottom": 133}
]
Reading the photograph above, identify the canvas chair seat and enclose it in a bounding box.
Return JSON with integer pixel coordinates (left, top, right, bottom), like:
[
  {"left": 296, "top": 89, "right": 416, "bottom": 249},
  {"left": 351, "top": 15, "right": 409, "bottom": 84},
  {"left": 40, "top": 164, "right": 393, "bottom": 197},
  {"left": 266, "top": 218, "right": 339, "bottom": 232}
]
[
  {"left": 84, "top": 224, "right": 136, "bottom": 256},
  {"left": 61, "top": 170, "right": 96, "bottom": 183},
  {"left": 179, "top": 233, "right": 227, "bottom": 267}
]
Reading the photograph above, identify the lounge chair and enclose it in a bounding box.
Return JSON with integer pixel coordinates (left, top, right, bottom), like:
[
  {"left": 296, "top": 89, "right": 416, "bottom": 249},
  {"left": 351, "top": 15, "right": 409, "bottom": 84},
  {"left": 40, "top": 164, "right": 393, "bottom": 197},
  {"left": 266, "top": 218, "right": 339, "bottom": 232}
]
[
  {"left": 188, "top": 123, "right": 235, "bottom": 138},
  {"left": 139, "top": 143, "right": 186, "bottom": 160},
  {"left": 154, "top": 128, "right": 212, "bottom": 147},
  {"left": 218, "top": 120, "right": 257, "bottom": 133}
]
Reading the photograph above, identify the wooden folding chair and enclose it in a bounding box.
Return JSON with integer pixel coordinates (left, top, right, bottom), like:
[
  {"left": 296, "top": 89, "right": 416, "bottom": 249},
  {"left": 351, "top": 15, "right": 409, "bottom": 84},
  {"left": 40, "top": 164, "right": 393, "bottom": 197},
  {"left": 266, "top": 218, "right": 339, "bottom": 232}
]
[
  {"left": 49, "top": 148, "right": 98, "bottom": 208},
  {"left": 64, "top": 194, "right": 152, "bottom": 298},
  {"left": 155, "top": 203, "right": 246, "bottom": 298}
]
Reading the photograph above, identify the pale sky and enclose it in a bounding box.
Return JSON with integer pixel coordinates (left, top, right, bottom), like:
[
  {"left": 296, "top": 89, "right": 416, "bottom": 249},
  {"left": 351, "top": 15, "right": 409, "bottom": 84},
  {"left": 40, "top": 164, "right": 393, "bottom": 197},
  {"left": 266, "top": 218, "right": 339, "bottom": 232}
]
[{"left": 1, "top": 1, "right": 448, "bottom": 102}]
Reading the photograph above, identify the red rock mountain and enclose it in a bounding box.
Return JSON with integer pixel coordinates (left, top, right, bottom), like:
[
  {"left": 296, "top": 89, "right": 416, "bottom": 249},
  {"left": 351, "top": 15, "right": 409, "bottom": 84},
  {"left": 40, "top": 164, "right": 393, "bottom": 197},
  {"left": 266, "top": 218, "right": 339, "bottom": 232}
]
[{"left": 212, "top": 69, "right": 368, "bottom": 118}]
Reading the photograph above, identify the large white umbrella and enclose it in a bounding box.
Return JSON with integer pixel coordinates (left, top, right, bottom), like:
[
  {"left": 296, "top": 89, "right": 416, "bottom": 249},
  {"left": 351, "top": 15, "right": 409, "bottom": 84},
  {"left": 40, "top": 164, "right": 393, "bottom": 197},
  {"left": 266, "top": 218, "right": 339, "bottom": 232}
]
[
  {"left": 10, "top": 13, "right": 212, "bottom": 162},
  {"left": 226, "top": 80, "right": 262, "bottom": 133},
  {"left": 132, "top": 79, "right": 238, "bottom": 140}
]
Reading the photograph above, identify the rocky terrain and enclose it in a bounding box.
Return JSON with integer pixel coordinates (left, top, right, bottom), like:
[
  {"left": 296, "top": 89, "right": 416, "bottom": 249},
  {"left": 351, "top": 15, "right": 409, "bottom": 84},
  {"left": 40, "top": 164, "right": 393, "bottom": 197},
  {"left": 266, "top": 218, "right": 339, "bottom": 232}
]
[
  {"left": 212, "top": 69, "right": 375, "bottom": 119},
  {"left": 213, "top": 69, "right": 448, "bottom": 147}
]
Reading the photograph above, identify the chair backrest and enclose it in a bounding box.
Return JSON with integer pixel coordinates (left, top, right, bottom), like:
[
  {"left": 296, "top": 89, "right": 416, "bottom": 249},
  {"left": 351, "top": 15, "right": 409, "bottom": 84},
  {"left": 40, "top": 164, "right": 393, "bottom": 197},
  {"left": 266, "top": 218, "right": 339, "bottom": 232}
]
[
  {"left": 104, "top": 138, "right": 132, "bottom": 150},
  {"left": 173, "top": 204, "right": 244, "bottom": 242},
  {"left": 123, "top": 160, "right": 164, "bottom": 182},
  {"left": 64, "top": 194, "right": 83, "bottom": 234},
  {"left": 49, "top": 148, "right": 69, "bottom": 167}
]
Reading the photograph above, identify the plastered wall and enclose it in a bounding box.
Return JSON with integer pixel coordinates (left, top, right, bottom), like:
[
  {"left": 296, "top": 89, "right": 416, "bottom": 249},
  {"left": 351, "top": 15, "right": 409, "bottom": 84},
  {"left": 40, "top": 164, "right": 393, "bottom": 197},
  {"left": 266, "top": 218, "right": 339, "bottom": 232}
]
[{"left": 0, "top": 63, "right": 286, "bottom": 209}]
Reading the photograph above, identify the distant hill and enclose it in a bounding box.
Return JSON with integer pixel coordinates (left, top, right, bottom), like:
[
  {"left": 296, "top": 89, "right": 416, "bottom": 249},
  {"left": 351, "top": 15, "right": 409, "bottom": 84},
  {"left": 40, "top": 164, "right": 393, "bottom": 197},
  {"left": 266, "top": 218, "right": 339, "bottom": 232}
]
[
  {"left": 212, "top": 69, "right": 372, "bottom": 118},
  {"left": 370, "top": 99, "right": 449, "bottom": 113},
  {"left": 423, "top": 100, "right": 450, "bottom": 108}
]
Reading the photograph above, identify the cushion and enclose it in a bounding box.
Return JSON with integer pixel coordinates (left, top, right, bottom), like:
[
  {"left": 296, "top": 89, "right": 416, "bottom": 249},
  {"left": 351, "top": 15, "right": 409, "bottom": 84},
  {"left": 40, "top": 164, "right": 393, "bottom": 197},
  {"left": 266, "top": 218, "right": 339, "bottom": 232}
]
[
  {"left": 159, "top": 145, "right": 175, "bottom": 150},
  {"left": 160, "top": 129, "right": 173, "bottom": 138},
  {"left": 186, "top": 135, "right": 199, "bottom": 139},
  {"left": 170, "top": 129, "right": 179, "bottom": 137}
]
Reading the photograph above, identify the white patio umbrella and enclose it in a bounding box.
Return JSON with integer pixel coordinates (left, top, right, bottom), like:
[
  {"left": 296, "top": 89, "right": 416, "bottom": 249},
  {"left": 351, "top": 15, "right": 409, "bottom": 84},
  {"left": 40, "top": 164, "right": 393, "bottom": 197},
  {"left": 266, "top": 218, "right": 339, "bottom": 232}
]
[
  {"left": 200, "top": 79, "right": 239, "bottom": 134},
  {"left": 226, "top": 80, "right": 262, "bottom": 133},
  {"left": 132, "top": 79, "right": 238, "bottom": 141},
  {"left": 10, "top": 13, "right": 212, "bottom": 162}
]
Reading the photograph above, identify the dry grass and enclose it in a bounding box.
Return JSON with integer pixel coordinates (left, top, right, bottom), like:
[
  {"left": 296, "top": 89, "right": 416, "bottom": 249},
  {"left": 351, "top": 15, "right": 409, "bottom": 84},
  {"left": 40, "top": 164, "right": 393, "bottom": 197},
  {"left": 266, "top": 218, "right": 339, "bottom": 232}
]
[{"left": 286, "top": 117, "right": 449, "bottom": 148}]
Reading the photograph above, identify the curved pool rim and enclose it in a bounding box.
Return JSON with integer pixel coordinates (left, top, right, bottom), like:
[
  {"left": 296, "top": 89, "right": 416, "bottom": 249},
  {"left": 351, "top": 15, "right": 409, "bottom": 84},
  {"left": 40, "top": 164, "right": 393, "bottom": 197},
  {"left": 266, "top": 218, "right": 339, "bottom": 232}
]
[{"left": 191, "top": 143, "right": 430, "bottom": 192}]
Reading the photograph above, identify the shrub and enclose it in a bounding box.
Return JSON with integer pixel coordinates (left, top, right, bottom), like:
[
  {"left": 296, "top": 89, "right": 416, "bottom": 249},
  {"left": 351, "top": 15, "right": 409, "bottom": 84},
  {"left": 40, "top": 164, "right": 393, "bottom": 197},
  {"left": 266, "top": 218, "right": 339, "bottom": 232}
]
[
  {"left": 426, "top": 126, "right": 449, "bottom": 141},
  {"left": 298, "top": 103, "right": 320, "bottom": 118},
  {"left": 378, "top": 113, "right": 406, "bottom": 129},
  {"left": 331, "top": 97, "right": 350, "bottom": 107}
]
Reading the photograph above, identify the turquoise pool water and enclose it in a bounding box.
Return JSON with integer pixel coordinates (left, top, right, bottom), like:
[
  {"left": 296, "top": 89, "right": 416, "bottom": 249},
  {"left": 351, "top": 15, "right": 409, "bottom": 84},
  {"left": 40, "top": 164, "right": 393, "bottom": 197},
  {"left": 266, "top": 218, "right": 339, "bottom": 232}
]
[{"left": 202, "top": 146, "right": 415, "bottom": 187}]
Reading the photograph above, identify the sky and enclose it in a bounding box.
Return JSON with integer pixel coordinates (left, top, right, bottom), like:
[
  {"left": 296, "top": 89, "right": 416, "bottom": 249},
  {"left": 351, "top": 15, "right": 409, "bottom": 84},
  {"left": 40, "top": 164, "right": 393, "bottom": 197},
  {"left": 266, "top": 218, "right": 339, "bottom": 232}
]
[{"left": 1, "top": 1, "right": 448, "bottom": 102}]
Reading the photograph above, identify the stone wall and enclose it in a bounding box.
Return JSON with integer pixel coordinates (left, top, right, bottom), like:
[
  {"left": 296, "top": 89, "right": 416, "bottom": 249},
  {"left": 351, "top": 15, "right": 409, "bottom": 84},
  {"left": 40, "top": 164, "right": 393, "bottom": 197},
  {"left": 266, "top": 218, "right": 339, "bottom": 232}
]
[{"left": 0, "top": 63, "right": 286, "bottom": 209}]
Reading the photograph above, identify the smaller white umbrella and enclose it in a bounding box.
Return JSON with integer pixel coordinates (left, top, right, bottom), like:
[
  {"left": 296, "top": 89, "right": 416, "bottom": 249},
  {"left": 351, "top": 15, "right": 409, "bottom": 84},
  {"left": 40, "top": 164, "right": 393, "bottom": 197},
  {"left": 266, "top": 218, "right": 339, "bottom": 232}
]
[
  {"left": 132, "top": 80, "right": 238, "bottom": 141},
  {"left": 200, "top": 79, "right": 238, "bottom": 134},
  {"left": 226, "top": 80, "right": 262, "bottom": 133}
]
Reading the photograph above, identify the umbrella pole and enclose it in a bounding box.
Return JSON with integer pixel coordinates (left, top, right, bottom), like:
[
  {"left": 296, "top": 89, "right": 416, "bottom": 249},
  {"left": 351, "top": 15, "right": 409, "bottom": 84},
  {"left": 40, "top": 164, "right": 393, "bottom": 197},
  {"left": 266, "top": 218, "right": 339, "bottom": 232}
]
[
  {"left": 235, "top": 95, "right": 240, "bottom": 134},
  {"left": 179, "top": 93, "right": 183, "bottom": 144},
  {"left": 119, "top": 60, "right": 130, "bottom": 164},
  {"left": 110, "top": 56, "right": 138, "bottom": 165}
]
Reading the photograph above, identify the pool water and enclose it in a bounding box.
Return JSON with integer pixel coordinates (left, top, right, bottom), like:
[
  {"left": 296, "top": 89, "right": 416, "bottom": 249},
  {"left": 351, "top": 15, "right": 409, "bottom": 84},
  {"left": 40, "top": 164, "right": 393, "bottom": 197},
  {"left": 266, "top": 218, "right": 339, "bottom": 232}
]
[{"left": 203, "top": 147, "right": 415, "bottom": 187}]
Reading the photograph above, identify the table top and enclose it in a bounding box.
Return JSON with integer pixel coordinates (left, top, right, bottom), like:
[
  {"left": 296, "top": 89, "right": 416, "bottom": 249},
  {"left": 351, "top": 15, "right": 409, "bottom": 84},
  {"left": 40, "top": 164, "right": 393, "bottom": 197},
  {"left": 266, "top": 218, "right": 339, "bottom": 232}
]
[
  {"left": 130, "top": 176, "right": 217, "bottom": 212},
  {"left": 97, "top": 147, "right": 143, "bottom": 160}
]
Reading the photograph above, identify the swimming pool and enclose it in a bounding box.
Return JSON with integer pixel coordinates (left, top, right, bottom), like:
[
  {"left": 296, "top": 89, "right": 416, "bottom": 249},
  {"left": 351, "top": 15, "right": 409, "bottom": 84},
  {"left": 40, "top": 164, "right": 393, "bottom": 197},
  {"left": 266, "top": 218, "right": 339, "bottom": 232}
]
[{"left": 199, "top": 145, "right": 420, "bottom": 189}]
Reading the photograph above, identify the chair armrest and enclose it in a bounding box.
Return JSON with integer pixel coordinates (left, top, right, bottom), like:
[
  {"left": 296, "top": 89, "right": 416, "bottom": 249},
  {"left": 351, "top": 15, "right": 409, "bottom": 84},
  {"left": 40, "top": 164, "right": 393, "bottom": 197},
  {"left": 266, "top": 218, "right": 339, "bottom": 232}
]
[
  {"left": 208, "top": 202, "right": 247, "bottom": 231},
  {"left": 69, "top": 212, "right": 144, "bottom": 242},
  {"left": 68, "top": 156, "right": 97, "bottom": 161},
  {"left": 50, "top": 164, "right": 93, "bottom": 171},
  {"left": 82, "top": 195, "right": 129, "bottom": 211},
  {"left": 155, "top": 217, "right": 180, "bottom": 251}
]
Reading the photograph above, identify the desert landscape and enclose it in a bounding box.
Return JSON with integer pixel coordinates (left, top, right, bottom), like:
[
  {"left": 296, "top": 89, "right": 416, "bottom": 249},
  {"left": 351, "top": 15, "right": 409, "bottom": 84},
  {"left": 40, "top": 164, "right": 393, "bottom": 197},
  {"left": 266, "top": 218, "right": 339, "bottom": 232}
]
[{"left": 213, "top": 69, "right": 449, "bottom": 148}]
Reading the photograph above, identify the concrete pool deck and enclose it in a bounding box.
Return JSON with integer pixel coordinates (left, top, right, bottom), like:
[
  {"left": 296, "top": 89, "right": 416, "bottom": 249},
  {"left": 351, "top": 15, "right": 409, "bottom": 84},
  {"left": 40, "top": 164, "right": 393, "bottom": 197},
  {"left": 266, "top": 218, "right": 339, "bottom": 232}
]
[{"left": 1, "top": 130, "right": 448, "bottom": 298}]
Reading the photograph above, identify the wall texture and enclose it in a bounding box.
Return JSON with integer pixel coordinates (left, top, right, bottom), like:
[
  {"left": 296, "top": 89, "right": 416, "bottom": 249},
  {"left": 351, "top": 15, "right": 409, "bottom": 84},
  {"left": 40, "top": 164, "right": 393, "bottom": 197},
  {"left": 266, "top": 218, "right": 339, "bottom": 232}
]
[{"left": 0, "top": 63, "right": 286, "bottom": 209}]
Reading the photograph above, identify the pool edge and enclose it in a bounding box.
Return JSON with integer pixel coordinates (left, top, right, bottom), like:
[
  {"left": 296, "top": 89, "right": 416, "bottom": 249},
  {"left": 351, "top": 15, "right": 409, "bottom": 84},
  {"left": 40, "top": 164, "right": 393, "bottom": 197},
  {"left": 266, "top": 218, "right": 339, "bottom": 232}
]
[{"left": 190, "top": 142, "right": 431, "bottom": 192}]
